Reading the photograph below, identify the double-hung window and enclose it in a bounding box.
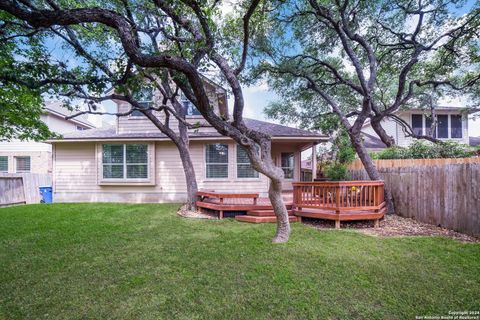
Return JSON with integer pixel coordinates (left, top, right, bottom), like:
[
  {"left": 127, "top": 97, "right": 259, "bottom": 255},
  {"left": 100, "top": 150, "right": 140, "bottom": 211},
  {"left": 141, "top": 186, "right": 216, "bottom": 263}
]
[
  {"left": 412, "top": 114, "right": 423, "bottom": 136},
  {"left": 0, "top": 156, "right": 8, "bottom": 172},
  {"left": 450, "top": 115, "right": 463, "bottom": 138},
  {"left": 236, "top": 145, "right": 259, "bottom": 179},
  {"left": 102, "top": 144, "right": 148, "bottom": 179},
  {"left": 205, "top": 144, "right": 228, "bottom": 179},
  {"left": 281, "top": 153, "right": 294, "bottom": 179},
  {"left": 411, "top": 114, "right": 463, "bottom": 139},
  {"left": 131, "top": 88, "right": 153, "bottom": 117},
  {"left": 15, "top": 156, "right": 30, "bottom": 173},
  {"left": 437, "top": 115, "right": 449, "bottom": 139}
]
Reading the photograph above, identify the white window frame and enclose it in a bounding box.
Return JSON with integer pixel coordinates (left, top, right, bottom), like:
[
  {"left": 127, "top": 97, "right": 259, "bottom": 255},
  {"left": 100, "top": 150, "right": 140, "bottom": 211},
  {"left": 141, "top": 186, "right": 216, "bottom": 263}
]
[
  {"left": 15, "top": 156, "right": 31, "bottom": 173},
  {"left": 411, "top": 113, "right": 464, "bottom": 140},
  {"left": 0, "top": 156, "right": 8, "bottom": 173},
  {"left": 235, "top": 144, "right": 260, "bottom": 180},
  {"left": 97, "top": 143, "right": 155, "bottom": 185},
  {"left": 280, "top": 152, "right": 295, "bottom": 180},
  {"left": 205, "top": 143, "right": 229, "bottom": 180}
]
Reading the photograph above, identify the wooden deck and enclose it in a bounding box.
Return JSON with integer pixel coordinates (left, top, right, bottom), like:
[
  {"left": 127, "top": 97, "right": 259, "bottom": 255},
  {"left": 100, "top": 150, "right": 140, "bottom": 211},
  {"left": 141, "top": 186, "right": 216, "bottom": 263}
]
[
  {"left": 196, "top": 191, "right": 298, "bottom": 222},
  {"left": 293, "top": 181, "right": 386, "bottom": 228},
  {"left": 196, "top": 180, "right": 386, "bottom": 227}
]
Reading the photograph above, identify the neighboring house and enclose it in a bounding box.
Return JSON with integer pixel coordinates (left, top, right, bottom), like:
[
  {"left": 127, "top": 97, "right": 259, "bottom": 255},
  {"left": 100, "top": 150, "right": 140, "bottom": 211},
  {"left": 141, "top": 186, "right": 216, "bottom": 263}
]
[
  {"left": 362, "top": 107, "right": 470, "bottom": 149},
  {"left": 300, "top": 159, "right": 313, "bottom": 181},
  {"left": 49, "top": 82, "right": 327, "bottom": 203},
  {"left": 0, "top": 101, "right": 95, "bottom": 174}
]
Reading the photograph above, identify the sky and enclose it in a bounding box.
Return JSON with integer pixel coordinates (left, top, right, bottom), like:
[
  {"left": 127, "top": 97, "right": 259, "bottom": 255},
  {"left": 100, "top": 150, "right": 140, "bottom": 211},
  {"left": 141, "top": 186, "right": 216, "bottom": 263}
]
[
  {"left": 226, "top": 83, "right": 480, "bottom": 137},
  {"left": 43, "top": 0, "right": 480, "bottom": 138},
  {"left": 221, "top": 0, "right": 480, "bottom": 137}
]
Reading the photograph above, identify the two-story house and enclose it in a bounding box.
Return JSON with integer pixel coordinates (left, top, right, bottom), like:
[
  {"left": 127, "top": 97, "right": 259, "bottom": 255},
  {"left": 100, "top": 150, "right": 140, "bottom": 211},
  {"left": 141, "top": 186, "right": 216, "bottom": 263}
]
[
  {"left": 49, "top": 81, "right": 327, "bottom": 203},
  {"left": 0, "top": 101, "right": 95, "bottom": 174},
  {"left": 361, "top": 107, "right": 471, "bottom": 150}
]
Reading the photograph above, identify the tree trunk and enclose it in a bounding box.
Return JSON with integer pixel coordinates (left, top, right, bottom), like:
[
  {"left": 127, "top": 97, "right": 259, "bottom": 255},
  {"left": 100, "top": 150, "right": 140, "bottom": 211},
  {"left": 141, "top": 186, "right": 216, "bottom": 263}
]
[
  {"left": 268, "top": 175, "right": 291, "bottom": 243},
  {"left": 349, "top": 133, "right": 395, "bottom": 214},
  {"left": 371, "top": 117, "right": 395, "bottom": 147},
  {"left": 177, "top": 140, "right": 198, "bottom": 210},
  {"left": 142, "top": 110, "right": 198, "bottom": 211}
]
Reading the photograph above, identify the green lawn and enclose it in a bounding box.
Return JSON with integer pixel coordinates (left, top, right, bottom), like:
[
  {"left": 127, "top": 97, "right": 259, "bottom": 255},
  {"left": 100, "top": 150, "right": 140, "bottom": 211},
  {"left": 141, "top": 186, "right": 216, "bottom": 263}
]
[{"left": 0, "top": 204, "right": 479, "bottom": 319}]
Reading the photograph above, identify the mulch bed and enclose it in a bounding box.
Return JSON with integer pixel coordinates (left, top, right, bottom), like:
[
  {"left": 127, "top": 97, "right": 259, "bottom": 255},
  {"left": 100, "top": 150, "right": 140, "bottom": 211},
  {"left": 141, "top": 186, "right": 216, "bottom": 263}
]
[
  {"left": 177, "top": 205, "right": 217, "bottom": 220},
  {"left": 177, "top": 206, "right": 479, "bottom": 243},
  {"left": 303, "top": 214, "right": 479, "bottom": 243}
]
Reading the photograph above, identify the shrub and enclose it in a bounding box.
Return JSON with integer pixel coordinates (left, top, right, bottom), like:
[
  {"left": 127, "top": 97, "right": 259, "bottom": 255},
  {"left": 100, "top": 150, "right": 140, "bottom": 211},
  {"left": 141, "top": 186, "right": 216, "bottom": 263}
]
[
  {"left": 436, "top": 141, "right": 473, "bottom": 158},
  {"left": 324, "top": 163, "right": 351, "bottom": 181},
  {"left": 374, "top": 140, "right": 474, "bottom": 160},
  {"left": 375, "top": 146, "right": 409, "bottom": 160}
]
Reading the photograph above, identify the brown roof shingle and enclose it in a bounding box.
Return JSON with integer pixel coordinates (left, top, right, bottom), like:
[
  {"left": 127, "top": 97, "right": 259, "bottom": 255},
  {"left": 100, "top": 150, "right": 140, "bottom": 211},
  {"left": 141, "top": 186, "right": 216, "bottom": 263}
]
[{"left": 50, "top": 118, "right": 326, "bottom": 141}]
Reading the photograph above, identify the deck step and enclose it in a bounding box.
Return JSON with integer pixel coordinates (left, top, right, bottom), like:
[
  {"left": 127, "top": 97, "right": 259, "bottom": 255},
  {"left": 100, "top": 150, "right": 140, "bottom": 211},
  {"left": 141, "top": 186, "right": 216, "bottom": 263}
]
[
  {"left": 235, "top": 215, "right": 299, "bottom": 224},
  {"left": 196, "top": 201, "right": 293, "bottom": 212},
  {"left": 247, "top": 210, "right": 294, "bottom": 217}
]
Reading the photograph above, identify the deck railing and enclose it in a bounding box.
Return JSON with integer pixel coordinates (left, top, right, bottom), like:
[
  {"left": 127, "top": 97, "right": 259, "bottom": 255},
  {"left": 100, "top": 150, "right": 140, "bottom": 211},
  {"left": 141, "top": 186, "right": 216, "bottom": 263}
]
[{"left": 292, "top": 181, "right": 385, "bottom": 212}]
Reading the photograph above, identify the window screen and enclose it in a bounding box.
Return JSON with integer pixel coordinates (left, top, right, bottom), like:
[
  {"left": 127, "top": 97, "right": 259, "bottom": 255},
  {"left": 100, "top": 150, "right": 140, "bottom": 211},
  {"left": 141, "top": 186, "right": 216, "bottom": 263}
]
[
  {"left": 450, "top": 115, "right": 462, "bottom": 138},
  {"left": 236, "top": 145, "right": 259, "bottom": 178},
  {"left": 437, "top": 115, "right": 449, "bottom": 138},
  {"left": 102, "top": 144, "right": 148, "bottom": 179},
  {"left": 126, "top": 144, "right": 148, "bottom": 179},
  {"left": 15, "top": 156, "right": 30, "bottom": 173},
  {"left": 103, "top": 144, "right": 124, "bottom": 178},
  {"left": 0, "top": 156, "right": 8, "bottom": 172},
  {"left": 281, "top": 153, "right": 294, "bottom": 179},
  {"left": 425, "top": 115, "right": 436, "bottom": 137},
  {"left": 206, "top": 144, "right": 228, "bottom": 178},
  {"left": 411, "top": 114, "right": 423, "bottom": 136}
]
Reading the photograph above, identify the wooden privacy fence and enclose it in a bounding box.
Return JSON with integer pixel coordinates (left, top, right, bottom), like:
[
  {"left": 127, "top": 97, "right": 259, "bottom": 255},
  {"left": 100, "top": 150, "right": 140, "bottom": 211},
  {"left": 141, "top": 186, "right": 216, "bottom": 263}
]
[
  {"left": 349, "top": 163, "right": 480, "bottom": 237},
  {"left": 0, "top": 173, "right": 52, "bottom": 206},
  {"left": 347, "top": 157, "right": 480, "bottom": 171},
  {"left": 0, "top": 177, "right": 25, "bottom": 207}
]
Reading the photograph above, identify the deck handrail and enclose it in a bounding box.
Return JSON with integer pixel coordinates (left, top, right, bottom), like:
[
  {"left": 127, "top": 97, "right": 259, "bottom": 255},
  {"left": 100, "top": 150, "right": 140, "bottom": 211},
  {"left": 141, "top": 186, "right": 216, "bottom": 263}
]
[
  {"left": 292, "top": 180, "right": 384, "bottom": 187},
  {"left": 292, "top": 180, "right": 385, "bottom": 212}
]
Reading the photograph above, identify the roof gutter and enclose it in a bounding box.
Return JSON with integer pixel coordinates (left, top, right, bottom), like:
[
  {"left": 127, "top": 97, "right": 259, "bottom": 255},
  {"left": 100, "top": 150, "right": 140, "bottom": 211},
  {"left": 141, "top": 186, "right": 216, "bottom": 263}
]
[{"left": 47, "top": 135, "right": 327, "bottom": 143}]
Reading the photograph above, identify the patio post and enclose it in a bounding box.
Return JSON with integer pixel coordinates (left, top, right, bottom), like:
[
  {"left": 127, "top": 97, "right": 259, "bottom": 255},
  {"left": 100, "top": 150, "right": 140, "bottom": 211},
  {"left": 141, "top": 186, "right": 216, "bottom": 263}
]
[{"left": 311, "top": 143, "right": 317, "bottom": 181}]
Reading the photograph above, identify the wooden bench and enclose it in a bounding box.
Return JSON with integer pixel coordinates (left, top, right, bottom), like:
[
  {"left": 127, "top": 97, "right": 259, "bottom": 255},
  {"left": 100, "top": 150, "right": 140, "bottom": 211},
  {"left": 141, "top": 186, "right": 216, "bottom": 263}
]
[{"left": 196, "top": 191, "right": 259, "bottom": 219}]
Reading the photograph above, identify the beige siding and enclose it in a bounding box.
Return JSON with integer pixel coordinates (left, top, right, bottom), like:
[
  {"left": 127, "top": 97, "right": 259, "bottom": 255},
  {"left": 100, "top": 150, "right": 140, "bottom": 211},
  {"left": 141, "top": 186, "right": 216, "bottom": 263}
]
[
  {"left": 0, "top": 112, "right": 91, "bottom": 175},
  {"left": 116, "top": 84, "right": 222, "bottom": 135},
  {"left": 53, "top": 139, "right": 298, "bottom": 203},
  {"left": 0, "top": 150, "right": 51, "bottom": 174}
]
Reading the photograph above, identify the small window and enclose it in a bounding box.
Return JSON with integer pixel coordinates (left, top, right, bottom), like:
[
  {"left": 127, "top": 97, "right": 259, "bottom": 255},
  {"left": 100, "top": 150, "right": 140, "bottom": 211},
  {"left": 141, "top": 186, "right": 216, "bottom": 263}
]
[
  {"left": 182, "top": 95, "right": 201, "bottom": 116},
  {"left": 76, "top": 125, "right": 88, "bottom": 131},
  {"left": 0, "top": 156, "right": 8, "bottom": 172},
  {"left": 131, "top": 88, "right": 153, "bottom": 117},
  {"left": 102, "top": 144, "right": 148, "bottom": 179},
  {"left": 450, "top": 115, "right": 462, "bottom": 138},
  {"left": 236, "top": 145, "right": 259, "bottom": 179},
  {"left": 206, "top": 144, "right": 228, "bottom": 179},
  {"left": 437, "top": 115, "right": 449, "bottom": 138},
  {"left": 411, "top": 114, "right": 423, "bottom": 136},
  {"left": 15, "top": 156, "right": 30, "bottom": 173},
  {"left": 281, "top": 153, "right": 294, "bottom": 179}
]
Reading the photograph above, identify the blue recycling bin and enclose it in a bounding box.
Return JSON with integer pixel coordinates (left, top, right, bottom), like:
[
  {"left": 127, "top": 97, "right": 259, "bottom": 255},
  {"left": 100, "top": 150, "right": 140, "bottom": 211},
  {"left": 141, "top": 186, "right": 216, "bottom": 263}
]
[{"left": 39, "top": 186, "right": 53, "bottom": 203}]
